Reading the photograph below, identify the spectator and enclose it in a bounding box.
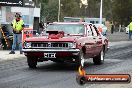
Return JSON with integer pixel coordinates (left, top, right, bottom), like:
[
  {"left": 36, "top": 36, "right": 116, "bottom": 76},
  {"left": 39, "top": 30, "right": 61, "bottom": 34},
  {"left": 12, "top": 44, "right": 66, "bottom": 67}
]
[
  {"left": 111, "top": 24, "right": 114, "bottom": 34},
  {"left": 129, "top": 21, "right": 132, "bottom": 39},
  {"left": 9, "top": 13, "right": 24, "bottom": 54}
]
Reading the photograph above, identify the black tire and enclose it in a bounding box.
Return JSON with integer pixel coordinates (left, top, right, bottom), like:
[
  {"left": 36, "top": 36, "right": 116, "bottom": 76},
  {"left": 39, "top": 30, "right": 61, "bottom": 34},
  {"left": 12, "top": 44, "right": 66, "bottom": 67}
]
[
  {"left": 76, "top": 50, "right": 85, "bottom": 67},
  {"left": 76, "top": 75, "right": 86, "bottom": 85},
  {"left": 27, "top": 57, "right": 37, "bottom": 68},
  {"left": 93, "top": 49, "right": 105, "bottom": 65}
]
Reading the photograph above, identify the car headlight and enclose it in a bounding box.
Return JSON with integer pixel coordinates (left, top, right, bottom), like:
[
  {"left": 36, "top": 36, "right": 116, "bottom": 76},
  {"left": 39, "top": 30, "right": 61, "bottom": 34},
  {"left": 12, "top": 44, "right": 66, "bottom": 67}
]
[
  {"left": 68, "top": 43, "right": 76, "bottom": 48},
  {"left": 24, "top": 42, "right": 31, "bottom": 48}
]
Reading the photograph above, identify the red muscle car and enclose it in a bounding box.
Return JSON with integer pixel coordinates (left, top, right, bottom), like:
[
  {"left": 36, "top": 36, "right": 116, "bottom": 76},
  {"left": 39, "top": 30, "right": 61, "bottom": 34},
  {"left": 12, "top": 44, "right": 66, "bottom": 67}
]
[{"left": 22, "top": 22, "right": 109, "bottom": 68}]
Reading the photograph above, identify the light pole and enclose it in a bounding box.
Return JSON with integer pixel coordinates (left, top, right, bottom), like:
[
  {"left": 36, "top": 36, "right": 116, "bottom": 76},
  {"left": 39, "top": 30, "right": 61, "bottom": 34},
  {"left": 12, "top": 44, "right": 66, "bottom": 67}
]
[
  {"left": 58, "top": 0, "right": 60, "bottom": 22},
  {"left": 99, "top": 0, "right": 102, "bottom": 24}
]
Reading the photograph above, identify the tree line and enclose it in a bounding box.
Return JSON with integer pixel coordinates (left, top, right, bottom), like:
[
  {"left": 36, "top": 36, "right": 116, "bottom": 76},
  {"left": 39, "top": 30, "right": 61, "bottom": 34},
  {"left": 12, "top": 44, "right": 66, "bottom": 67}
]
[{"left": 38, "top": 0, "right": 132, "bottom": 26}]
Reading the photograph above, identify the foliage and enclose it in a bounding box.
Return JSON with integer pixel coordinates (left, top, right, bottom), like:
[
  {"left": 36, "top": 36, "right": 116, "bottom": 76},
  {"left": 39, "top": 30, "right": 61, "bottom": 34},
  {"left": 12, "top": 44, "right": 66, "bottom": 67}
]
[
  {"left": 40, "top": 0, "right": 58, "bottom": 22},
  {"left": 60, "top": 0, "right": 80, "bottom": 17},
  {"left": 112, "top": 0, "right": 132, "bottom": 25},
  {"left": 39, "top": 0, "right": 132, "bottom": 25},
  {"left": 103, "top": 0, "right": 112, "bottom": 21}
]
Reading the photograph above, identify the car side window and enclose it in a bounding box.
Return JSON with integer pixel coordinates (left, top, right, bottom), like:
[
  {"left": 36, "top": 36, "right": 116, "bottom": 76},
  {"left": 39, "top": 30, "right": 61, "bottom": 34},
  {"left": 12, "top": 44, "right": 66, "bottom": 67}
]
[
  {"left": 91, "top": 25, "right": 98, "bottom": 36},
  {"left": 87, "top": 25, "right": 93, "bottom": 36}
]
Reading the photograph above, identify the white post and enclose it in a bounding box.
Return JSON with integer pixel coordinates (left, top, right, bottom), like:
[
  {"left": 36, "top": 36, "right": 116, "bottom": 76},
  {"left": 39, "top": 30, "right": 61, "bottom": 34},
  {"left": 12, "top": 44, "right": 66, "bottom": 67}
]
[
  {"left": 58, "top": 0, "right": 60, "bottom": 22},
  {"left": 99, "top": 0, "right": 102, "bottom": 24}
]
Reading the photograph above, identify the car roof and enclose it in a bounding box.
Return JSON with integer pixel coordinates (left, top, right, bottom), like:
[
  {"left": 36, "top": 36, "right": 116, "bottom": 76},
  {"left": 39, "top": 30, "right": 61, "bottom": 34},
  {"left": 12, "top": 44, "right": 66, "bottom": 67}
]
[
  {"left": 94, "top": 24, "right": 106, "bottom": 27},
  {"left": 50, "top": 22, "right": 92, "bottom": 25},
  {"left": 94, "top": 24, "right": 104, "bottom": 26}
]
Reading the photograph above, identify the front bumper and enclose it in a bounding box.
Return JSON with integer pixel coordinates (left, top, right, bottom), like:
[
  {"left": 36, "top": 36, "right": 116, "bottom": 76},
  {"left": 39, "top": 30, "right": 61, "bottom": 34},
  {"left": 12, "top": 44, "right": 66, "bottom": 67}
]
[
  {"left": 22, "top": 48, "right": 80, "bottom": 53},
  {"left": 22, "top": 48, "right": 80, "bottom": 59}
]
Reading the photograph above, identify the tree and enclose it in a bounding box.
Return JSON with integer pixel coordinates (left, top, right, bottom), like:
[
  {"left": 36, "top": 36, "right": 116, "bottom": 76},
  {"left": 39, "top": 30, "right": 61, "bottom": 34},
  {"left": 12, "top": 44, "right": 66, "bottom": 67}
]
[
  {"left": 40, "top": 0, "right": 58, "bottom": 22},
  {"left": 33, "top": 0, "right": 49, "bottom": 7},
  {"left": 112, "top": 0, "right": 132, "bottom": 26},
  {"left": 39, "top": 0, "right": 132, "bottom": 26},
  {"left": 86, "top": 0, "right": 100, "bottom": 17},
  {"left": 39, "top": 0, "right": 113, "bottom": 22},
  {"left": 103, "top": 0, "right": 112, "bottom": 21},
  {"left": 60, "top": 0, "right": 80, "bottom": 18}
]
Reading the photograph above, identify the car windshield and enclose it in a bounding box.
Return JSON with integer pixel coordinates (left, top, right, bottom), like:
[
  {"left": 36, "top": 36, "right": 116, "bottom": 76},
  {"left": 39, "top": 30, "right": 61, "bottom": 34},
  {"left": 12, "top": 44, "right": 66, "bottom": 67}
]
[{"left": 46, "top": 24, "right": 85, "bottom": 35}]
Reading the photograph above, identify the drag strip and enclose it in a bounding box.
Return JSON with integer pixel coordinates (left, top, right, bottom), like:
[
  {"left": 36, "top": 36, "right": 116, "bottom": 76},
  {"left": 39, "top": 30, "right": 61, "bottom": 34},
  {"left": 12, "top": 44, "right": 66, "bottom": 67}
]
[{"left": 0, "top": 42, "right": 132, "bottom": 88}]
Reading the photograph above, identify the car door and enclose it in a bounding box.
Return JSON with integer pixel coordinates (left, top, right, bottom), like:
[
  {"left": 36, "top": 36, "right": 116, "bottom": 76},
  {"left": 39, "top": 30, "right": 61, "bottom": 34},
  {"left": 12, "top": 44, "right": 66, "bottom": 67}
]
[
  {"left": 92, "top": 25, "right": 103, "bottom": 54},
  {"left": 84, "top": 24, "right": 97, "bottom": 58},
  {"left": 90, "top": 25, "right": 100, "bottom": 55}
]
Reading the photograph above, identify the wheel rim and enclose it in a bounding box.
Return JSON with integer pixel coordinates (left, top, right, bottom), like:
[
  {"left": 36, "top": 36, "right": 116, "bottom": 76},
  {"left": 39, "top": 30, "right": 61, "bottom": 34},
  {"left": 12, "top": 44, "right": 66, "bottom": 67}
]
[
  {"left": 101, "top": 50, "right": 104, "bottom": 61},
  {"left": 81, "top": 53, "right": 85, "bottom": 67}
]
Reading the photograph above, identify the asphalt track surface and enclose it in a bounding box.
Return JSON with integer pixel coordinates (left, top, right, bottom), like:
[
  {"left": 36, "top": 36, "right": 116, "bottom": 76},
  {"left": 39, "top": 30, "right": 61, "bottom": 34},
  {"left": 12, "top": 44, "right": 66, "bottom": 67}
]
[{"left": 0, "top": 42, "right": 132, "bottom": 88}]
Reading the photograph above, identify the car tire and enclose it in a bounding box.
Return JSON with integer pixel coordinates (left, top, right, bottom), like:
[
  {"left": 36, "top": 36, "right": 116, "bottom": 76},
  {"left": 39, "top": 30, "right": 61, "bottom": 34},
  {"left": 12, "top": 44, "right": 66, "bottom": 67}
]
[
  {"left": 76, "top": 75, "right": 86, "bottom": 85},
  {"left": 27, "top": 57, "right": 37, "bottom": 68},
  {"left": 93, "top": 49, "right": 105, "bottom": 65},
  {"left": 76, "top": 50, "right": 85, "bottom": 67}
]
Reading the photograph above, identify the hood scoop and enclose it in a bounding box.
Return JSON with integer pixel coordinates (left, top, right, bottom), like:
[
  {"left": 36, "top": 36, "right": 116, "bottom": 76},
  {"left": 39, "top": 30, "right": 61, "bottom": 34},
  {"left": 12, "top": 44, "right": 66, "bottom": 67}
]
[{"left": 46, "top": 30, "right": 64, "bottom": 39}]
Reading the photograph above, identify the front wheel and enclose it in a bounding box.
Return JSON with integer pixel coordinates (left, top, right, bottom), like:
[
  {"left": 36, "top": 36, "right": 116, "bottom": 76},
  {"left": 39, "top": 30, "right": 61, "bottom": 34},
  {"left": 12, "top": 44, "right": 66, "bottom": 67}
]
[
  {"left": 76, "top": 51, "right": 85, "bottom": 67},
  {"left": 93, "top": 49, "right": 105, "bottom": 65},
  {"left": 27, "top": 57, "right": 38, "bottom": 68}
]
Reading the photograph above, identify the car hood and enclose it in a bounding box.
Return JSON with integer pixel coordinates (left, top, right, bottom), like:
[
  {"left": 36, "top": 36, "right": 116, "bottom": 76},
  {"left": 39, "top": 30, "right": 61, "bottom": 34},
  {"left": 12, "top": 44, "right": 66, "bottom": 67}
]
[{"left": 25, "top": 36, "right": 82, "bottom": 42}]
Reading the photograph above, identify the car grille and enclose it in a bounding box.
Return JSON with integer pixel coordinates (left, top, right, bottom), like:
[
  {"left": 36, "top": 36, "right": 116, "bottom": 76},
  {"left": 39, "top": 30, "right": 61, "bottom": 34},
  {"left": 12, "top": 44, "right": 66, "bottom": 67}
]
[{"left": 31, "top": 42, "right": 69, "bottom": 48}]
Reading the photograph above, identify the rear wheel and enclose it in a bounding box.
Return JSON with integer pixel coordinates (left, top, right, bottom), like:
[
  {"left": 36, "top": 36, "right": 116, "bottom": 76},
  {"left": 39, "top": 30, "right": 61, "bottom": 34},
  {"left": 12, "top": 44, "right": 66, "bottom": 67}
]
[
  {"left": 93, "top": 49, "right": 104, "bottom": 65},
  {"left": 27, "top": 57, "right": 38, "bottom": 68}
]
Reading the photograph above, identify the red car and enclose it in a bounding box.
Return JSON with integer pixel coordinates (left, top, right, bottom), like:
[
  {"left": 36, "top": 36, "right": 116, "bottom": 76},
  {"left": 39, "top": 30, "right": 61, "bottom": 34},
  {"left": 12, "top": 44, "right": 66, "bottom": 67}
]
[{"left": 22, "top": 22, "right": 108, "bottom": 68}]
